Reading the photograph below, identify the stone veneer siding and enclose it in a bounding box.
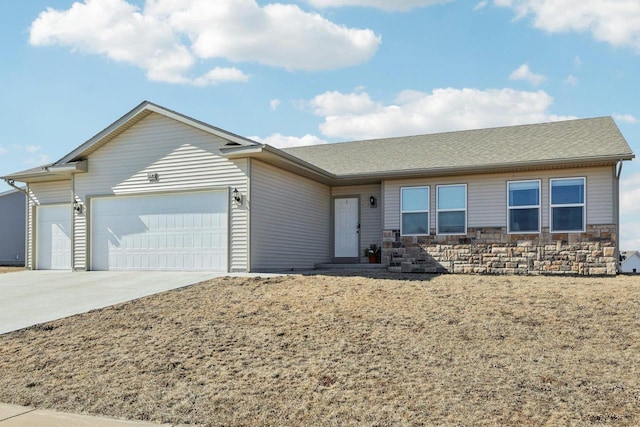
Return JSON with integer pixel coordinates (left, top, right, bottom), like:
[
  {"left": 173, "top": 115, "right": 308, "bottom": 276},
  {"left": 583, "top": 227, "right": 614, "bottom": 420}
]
[{"left": 383, "top": 225, "right": 617, "bottom": 275}]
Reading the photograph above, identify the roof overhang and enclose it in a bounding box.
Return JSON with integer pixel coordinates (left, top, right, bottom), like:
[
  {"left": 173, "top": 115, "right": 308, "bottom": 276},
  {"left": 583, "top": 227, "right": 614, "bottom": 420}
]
[
  {"left": 220, "top": 145, "right": 336, "bottom": 185},
  {"left": 2, "top": 160, "right": 88, "bottom": 183},
  {"left": 222, "top": 144, "right": 634, "bottom": 186},
  {"left": 332, "top": 155, "right": 635, "bottom": 185}
]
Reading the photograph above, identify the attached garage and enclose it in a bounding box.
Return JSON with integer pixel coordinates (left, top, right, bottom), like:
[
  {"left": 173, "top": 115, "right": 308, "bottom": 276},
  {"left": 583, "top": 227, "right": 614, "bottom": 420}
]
[
  {"left": 90, "top": 190, "right": 228, "bottom": 271},
  {"left": 36, "top": 205, "right": 72, "bottom": 270}
]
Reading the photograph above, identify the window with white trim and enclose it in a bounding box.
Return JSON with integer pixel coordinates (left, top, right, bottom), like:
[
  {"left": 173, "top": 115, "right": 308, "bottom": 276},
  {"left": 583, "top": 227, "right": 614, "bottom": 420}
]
[
  {"left": 550, "top": 177, "right": 585, "bottom": 232},
  {"left": 436, "top": 184, "right": 466, "bottom": 235},
  {"left": 401, "top": 186, "right": 429, "bottom": 236},
  {"left": 507, "top": 180, "right": 540, "bottom": 233}
]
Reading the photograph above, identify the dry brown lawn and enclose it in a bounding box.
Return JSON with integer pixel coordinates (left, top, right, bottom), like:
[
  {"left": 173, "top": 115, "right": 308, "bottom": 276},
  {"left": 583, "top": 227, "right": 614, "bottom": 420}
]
[
  {"left": 1, "top": 273, "right": 639, "bottom": 426},
  {"left": 0, "top": 266, "right": 23, "bottom": 274}
]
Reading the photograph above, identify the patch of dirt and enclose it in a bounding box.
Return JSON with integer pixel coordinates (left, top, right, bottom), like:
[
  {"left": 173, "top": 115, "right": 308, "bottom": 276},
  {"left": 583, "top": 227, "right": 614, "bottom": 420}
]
[
  {"left": 0, "top": 267, "right": 24, "bottom": 274},
  {"left": 1, "top": 273, "right": 639, "bottom": 426}
]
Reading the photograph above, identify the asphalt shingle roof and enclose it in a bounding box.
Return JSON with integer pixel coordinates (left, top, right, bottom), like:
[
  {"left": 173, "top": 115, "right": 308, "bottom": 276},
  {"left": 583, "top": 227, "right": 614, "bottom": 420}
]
[{"left": 282, "top": 117, "right": 634, "bottom": 176}]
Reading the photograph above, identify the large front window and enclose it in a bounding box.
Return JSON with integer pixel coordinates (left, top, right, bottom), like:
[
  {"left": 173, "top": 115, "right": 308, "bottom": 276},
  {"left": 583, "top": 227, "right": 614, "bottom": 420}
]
[
  {"left": 401, "top": 186, "right": 429, "bottom": 236},
  {"left": 551, "top": 177, "right": 585, "bottom": 232},
  {"left": 508, "top": 180, "right": 540, "bottom": 233},
  {"left": 437, "top": 184, "right": 466, "bottom": 235}
]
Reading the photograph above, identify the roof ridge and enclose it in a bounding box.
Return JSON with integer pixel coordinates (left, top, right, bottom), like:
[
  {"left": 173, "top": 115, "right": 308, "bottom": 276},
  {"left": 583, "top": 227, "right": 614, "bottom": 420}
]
[{"left": 284, "top": 116, "right": 614, "bottom": 151}]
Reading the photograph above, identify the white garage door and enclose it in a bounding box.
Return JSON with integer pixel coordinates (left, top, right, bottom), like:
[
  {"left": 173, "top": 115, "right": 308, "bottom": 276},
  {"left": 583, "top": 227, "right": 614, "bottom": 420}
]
[
  {"left": 36, "top": 205, "right": 72, "bottom": 270},
  {"left": 91, "top": 191, "right": 228, "bottom": 271}
]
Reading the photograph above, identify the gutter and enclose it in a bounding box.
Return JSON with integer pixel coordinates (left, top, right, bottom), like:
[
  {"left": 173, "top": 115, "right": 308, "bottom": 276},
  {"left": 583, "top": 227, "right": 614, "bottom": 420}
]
[
  {"left": 2, "top": 160, "right": 89, "bottom": 183},
  {"left": 222, "top": 142, "right": 635, "bottom": 187}
]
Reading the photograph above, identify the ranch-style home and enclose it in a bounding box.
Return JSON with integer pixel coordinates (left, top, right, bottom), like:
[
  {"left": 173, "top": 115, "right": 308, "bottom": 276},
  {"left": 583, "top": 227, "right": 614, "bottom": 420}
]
[{"left": 2, "top": 101, "right": 634, "bottom": 275}]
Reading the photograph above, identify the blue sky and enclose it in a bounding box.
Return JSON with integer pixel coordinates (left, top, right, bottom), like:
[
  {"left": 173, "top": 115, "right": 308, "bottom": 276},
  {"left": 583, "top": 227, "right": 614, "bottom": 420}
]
[{"left": 1, "top": 0, "right": 639, "bottom": 248}]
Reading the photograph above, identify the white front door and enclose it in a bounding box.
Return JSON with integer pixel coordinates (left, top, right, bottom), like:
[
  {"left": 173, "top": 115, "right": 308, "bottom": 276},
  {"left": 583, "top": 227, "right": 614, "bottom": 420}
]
[
  {"left": 334, "top": 198, "right": 359, "bottom": 258},
  {"left": 36, "top": 205, "right": 72, "bottom": 270},
  {"left": 90, "top": 191, "right": 228, "bottom": 271}
]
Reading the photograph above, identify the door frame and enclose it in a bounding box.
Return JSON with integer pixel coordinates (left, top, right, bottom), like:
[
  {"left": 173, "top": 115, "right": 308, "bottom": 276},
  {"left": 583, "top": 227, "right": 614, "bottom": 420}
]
[
  {"left": 331, "top": 196, "right": 360, "bottom": 263},
  {"left": 35, "top": 203, "right": 72, "bottom": 270}
]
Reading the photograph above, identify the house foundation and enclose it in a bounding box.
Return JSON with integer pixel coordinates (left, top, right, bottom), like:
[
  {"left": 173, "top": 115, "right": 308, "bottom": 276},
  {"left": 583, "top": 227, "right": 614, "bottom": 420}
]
[{"left": 383, "top": 225, "right": 617, "bottom": 275}]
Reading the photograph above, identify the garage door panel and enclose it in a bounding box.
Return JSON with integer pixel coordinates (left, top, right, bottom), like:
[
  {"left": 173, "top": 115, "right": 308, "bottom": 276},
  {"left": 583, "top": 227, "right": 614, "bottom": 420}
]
[{"left": 91, "top": 191, "right": 228, "bottom": 271}]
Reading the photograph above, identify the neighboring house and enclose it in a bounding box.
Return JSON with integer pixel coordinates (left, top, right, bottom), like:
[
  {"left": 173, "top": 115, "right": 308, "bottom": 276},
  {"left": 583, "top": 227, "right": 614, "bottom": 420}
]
[
  {"left": 620, "top": 251, "right": 640, "bottom": 274},
  {"left": 2, "top": 101, "right": 635, "bottom": 275},
  {"left": 0, "top": 188, "right": 25, "bottom": 266}
]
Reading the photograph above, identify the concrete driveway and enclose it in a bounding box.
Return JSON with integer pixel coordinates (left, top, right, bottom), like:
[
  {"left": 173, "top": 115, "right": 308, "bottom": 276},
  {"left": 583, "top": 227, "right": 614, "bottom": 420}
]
[{"left": 0, "top": 270, "right": 242, "bottom": 335}]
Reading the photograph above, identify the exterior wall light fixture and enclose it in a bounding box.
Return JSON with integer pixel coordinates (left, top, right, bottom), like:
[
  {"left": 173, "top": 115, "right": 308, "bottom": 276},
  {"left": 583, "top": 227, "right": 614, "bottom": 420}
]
[
  {"left": 369, "top": 195, "right": 377, "bottom": 208},
  {"left": 232, "top": 188, "right": 242, "bottom": 203}
]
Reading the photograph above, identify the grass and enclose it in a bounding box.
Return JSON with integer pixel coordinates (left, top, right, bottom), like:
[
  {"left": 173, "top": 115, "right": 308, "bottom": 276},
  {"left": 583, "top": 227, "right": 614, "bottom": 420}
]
[
  {"left": 0, "top": 273, "right": 639, "bottom": 426},
  {"left": 0, "top": 266, "right": 23, "bottom": 274}
]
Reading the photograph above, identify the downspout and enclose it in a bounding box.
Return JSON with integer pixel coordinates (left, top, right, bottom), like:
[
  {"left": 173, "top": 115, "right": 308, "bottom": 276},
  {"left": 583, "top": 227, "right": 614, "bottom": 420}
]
[{"left": 615, "top": 160, "right": 624, "bottom": 273}]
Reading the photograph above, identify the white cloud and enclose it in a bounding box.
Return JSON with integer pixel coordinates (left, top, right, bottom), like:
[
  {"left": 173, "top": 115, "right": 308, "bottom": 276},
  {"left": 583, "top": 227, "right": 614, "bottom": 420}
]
[
  {"left": 250, "top": 133, "right": 328, "bottom": 148},
  {"left": 614, "top": 114, "right": 639, "bottom": 124},
  {"left": 25, "top": 145, "right": 42, "bottom": 153},
  {"left": 309, "top": 91, "right": 378, "bottom": 116},
  {"left": 474, "top": 1, "right": 489, "bottom": 11},
  {"left": 0, "top": 147, "right": 7, "bottom": 155},
  {"left": 564, "top": 74, "right": 579, "bottom": 86},
  {"left": 306, "top": 0, "right": 450, "bottom": 12},
  {"left": 574, "top": 56, "right": 583, "bottom": 67},
  {"left": 191, "top": 67, "right": 249, "bottom": 86},
  {"left": 620, "top": 221, "right": 640, "bottom": 251},
  {"left": 621, "top": 173, "right": 640, "bottom": 215},
  {"left": 509, "top": 63, "right": 546, "bottom": 86},
  {"left": 270, "top": 99, "right": 281, "bottom": 110},
  {"left": 23, "top": 153, "right": 50, "bottom": 166},
  {"left": 494, "top": 0, "right": 640, "bottom": 52},
  {"left": 308, "top": 87, "right": 575, "bottom": 140},
  {"left": 29, "top": 0, "right": 381, "bottom": 85}
]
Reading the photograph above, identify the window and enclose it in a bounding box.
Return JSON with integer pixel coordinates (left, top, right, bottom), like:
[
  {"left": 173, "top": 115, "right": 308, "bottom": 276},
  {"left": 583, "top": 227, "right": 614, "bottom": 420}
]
[
  {"left": 437, "top": 184, "right": 466, "bottom": 235},
  {"left": 401, "top": 186, "right": 429, "bottom": 235},
  {"left": 507, "top": 180, "right": 540, "bottom": 233},
  {"left": 550, "top": 177, "right": 585, "bottom": 232}
]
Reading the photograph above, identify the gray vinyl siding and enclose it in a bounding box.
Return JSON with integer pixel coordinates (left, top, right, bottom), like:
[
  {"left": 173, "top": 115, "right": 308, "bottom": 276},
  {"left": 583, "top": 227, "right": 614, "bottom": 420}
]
[
  {"left": 250, "top": 159, "right": 330, "bottom": 271},
  {"left": 26, "top": 181, "right": 72, "bottom": 269},
  {"left": 331, "top": 185, "right": 382, "bottom": 259},
  {"left": 0, "top": 190, "right": 25, "bottom": 266},
  {"left": 384, "top": 166, "right": 615, "bottom": 231},
  {"left": 73, "top": 113, "right": 249, "bottom": 271}
]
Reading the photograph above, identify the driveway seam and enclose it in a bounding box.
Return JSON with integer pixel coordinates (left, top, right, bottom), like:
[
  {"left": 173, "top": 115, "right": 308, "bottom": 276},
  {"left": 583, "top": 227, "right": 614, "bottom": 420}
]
[{"left": 0, "top": 408, "right": 37, "bottom": 423}]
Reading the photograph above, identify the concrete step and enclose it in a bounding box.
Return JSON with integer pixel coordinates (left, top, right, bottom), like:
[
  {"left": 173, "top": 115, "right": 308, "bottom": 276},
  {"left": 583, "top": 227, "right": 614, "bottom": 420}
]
[{"left": 315, "top": 263, "right": 386, "bottom": 270}]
